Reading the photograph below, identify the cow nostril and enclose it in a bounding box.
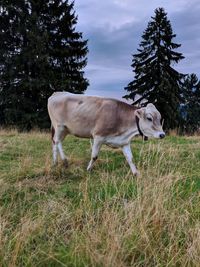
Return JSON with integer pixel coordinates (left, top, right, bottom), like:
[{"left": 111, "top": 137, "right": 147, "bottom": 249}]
[{"left": 159, "top": 133, "right": 165, "bottom": 139}]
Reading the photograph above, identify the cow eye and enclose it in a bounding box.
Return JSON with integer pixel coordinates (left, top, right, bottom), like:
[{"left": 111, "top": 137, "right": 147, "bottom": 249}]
[{"left": 147, "top": 117, "right": 152, "bottom": 122}]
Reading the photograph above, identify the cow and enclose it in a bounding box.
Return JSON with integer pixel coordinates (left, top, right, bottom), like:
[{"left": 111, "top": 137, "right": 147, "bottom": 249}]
[{"left": 47, "top": 92, "right": 165, "bottom": 175}]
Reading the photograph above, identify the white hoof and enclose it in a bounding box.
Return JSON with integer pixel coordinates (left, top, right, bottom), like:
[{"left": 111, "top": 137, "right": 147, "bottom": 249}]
[
  {"left": 87, "top": 166, "right": 92, "bottom": 172},
  {"left": 132, "top": 170, "right": 140, "bottom": 176}
]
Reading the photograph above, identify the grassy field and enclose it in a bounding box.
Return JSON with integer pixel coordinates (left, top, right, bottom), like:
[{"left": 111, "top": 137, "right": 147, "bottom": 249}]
[{"left": 0, "top": 129, "right": 200, "bottom": 267}]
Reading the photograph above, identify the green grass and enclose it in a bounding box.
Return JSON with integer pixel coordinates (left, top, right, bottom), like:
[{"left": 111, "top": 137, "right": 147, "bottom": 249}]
[{"left": 0, "top": 129, "right": 200, "bottom": 266}]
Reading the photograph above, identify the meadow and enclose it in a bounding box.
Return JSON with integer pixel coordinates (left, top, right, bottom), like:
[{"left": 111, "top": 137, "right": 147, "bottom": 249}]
[{"left": 0, "top": 129, "right": 200, "bottom": 267}]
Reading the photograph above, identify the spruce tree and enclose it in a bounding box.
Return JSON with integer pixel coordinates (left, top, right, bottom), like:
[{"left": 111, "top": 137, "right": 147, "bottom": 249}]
[
  {"left": 180, "top": 74, "right": 200, "bottom": 133},
  {"left": 0, "top": 0, "right": 89, "bottom": 130},
  {"left": 124, "top": 8, "right": 185, "bottom": 129}
]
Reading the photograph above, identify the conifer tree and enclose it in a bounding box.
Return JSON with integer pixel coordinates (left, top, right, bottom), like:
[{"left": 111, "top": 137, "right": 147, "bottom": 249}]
[
  {"left": 0, "top": 0, "right": 89, "bottom": 129},
  {"left": 124, "top": 8, "right": 185, "bottom": 129},
  {"left": 180, "top": 74, "right": 200, "bottom": 133}
]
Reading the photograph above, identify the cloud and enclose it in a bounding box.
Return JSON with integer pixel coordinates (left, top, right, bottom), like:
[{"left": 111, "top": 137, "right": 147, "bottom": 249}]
[{"left": 74, "top": 0, "right": 200, "bottom": 99}]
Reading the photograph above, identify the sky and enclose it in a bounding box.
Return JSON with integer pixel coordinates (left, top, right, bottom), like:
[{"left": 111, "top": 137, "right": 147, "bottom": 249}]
[{"left": 74, "top": 0, "right": 200, "bottom": 102}]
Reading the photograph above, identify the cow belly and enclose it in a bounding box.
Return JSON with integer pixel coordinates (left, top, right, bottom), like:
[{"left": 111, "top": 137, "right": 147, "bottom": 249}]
[
  {"left": 63, "top": 122, "right": 93, "bottom": 138},
  {"left": 69, "top": 128, "right": 92, "bottom": 138}
]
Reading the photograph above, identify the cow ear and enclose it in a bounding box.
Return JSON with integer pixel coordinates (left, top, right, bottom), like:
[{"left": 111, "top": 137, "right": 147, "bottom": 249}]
[
  {"left": 147, "top": 103, "right": 155, "bottom": 109},
  {"left": 135, "top": 108, "right": 145, "bottom": 118}
]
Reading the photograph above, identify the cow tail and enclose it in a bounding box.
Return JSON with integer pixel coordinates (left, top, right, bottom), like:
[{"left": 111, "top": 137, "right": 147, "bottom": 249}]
[{"left": 51, "top": 125, "right": 55, "bottom": 144}]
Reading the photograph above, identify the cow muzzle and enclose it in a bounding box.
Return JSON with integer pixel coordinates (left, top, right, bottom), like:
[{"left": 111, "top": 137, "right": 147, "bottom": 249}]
[
  {"left": 159, "top": 133, "right": 165, "bottom": 139},
  {"left": 153, "top": 131, "right": 165, "bottom": 139}
]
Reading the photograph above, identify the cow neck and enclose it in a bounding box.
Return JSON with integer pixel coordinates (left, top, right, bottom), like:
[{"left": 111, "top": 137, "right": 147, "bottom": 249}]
[{"left": 135, "top": 115, "right": 148, "bottom": 141}]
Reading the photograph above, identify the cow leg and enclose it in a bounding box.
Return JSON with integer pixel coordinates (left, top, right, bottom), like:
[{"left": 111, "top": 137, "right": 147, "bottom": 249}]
[
  {"left": 52, "top": 142, "right": 58, "bottom": 165},
  {"left": 57, "top": 142, "right": 68, "bottom": 167},
  {"left": 122, "top": 144, "right": 139, "bottom": 176},
  {"left": 87, "top": 137, "right": 103, "bottom": 171},
  {"left": 90, "top": 138, "right": 93, "bottom": 149},
  {"left": 52, "top": 125, "right": 68, "bottom": 166}
]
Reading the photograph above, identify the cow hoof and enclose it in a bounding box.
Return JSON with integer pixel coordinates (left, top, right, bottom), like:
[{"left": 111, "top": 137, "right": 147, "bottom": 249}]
[
  {"left": 52, "top": 161, "right": 58, "bottom": 167},
  {"left": 87, "top": 167, "right": 92, "bottom": 172},
  {"left": 133, "top": 170, "right": 140, "bottom": 176},
  {"left": 62, "top": 159, "right": 68, "bottom": 168}
]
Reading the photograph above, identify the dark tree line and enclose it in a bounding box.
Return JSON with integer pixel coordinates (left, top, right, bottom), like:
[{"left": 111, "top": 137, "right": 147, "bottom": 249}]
[
  {"left": 0, "top": 3, "right": 199, "bottom": 133},
  {"left": 124, "top": 7, "right": 200, "bottom": 132},
  {"left": 0, "top": 0, "right": 88, "bottom": 130}
]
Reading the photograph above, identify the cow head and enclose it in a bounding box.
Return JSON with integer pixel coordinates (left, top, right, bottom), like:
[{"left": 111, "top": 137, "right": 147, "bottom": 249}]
[{"left": 135, "top": 103, "right": 165, "bottom": 139}]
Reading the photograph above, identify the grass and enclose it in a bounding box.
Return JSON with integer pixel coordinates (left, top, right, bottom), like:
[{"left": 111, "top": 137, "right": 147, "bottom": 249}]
[{"left": 0, "top": 129, "right": 200, "bottom": 266}]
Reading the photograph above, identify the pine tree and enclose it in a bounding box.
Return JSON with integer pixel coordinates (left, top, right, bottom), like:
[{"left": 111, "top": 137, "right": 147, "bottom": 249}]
[
  {"left": 180, "top": 74, "right": 200, "bottom": 133},
  {"left": 124, "top": 7, "right": 185, "bottom": 129},
  {"left": 0, "top": 0, "right": 89, "bottom": 130}
]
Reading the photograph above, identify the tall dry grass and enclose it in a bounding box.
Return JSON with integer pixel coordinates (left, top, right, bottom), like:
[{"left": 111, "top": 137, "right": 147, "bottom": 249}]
[{"left": 0, "top": 130, "right": 200, "bottom": 266}]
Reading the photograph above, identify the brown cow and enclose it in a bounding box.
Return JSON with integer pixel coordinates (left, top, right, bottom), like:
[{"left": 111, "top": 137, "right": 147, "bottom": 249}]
[{"left": 48, "top": 92, "right": 165, "bottom": 175}]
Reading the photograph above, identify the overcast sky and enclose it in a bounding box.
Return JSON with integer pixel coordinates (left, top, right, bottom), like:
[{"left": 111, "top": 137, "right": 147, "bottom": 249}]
[{"left": 74, "top": 0, "right": 200, "bottom": 101}]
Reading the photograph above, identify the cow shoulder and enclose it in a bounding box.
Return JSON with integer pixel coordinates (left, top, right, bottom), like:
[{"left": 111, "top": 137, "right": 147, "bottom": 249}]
[{"left": 94, "top": 99, "right": 135, "bottom": 136}]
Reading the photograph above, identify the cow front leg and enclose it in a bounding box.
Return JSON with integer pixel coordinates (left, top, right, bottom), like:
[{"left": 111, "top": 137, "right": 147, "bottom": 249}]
[
  {"left": 122, "top": 144, "right": 139, "bottom": 176},
  {"left": 87, "top": 137, "right": 103, "bottom": 171}
]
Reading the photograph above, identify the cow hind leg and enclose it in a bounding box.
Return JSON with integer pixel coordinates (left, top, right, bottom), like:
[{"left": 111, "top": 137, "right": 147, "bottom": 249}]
[
  {"left": 51, "top": 126, "right": 58, "bottom": 165},
  {"left": 87, "top": 137, "right": 103, "bottom": 171},
  {"left": 52, "top": 125, "right": 68, "bottom": 166},
  {"left": 58, "top": 142, "right": 68, "bottom": 167}
]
